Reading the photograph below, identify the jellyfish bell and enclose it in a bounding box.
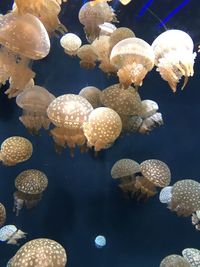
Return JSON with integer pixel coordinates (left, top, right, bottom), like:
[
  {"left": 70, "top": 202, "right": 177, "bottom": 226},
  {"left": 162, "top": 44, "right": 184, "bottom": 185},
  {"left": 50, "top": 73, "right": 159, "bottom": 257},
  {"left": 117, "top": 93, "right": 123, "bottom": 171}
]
[
  {"left": 151, "top": 29, "right": 196, "bottom": 92},
  {"left": 0, "top": 225, "right": 27, "bottom": 245},
  {"left": 79, "top": 86, "right": 102, "bottom": 108},
  {"left": 160, "top": 254, "right": 191, "bottom": 267},
  {"left": 94, "top": 235, "right": 106, "bottom": 248},
  {"left": 0, "top": 203, "right": 6, "bottom": 227},
  {"left": 140, "top": 100, "right": 159, "bottom": 119},
  {"left": 16, "top": 85, "right": 56, "bottom": 134},
  {"left": 60, "top": 33, "right": 82, "bottom": 56},
  {"left": 98, "top": 22, "right": 117, "bottom": 36},
  {"left": 182, "top": 248, "right": 200, "bottom": 266},
  {"left": 159, "top": 186, "right": 173, "bottom": 204},
  {"left": 77, "top": 44, "right": 98, "bottom": 69}
]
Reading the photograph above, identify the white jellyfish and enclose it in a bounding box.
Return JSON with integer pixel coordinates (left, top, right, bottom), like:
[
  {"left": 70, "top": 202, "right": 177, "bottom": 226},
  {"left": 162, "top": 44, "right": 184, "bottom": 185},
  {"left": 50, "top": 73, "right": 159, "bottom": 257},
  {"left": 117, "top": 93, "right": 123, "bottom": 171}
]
[
  {"left": 95, "top": 235, "right": 106, "bottom": 248},
  {"left": 159, "top": 186, "right": 173, "bottom": 204},
  {"left": 0, "top": 225, "right": 27, "bottom": 245}
]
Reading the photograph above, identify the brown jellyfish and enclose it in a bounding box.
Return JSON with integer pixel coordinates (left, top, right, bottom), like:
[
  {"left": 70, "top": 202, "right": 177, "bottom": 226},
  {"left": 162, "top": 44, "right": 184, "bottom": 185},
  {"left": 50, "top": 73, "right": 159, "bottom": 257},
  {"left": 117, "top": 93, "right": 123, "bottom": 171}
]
[
  {"left": 13, "top": 169, "right": 48, "bottom": 216},
  {"left": 10, "top": 238, "right": 67, "bottom": 267},
  {"left": 111, "top": 159, "right": 140, "bottom": 197},
  {"left": 16, "top": 85, "right": 56, "bottom": 134},
  {"left": 109, "top": 27, "right": 135, "bottom": 51},
  {"left": 151, "top": 30, "right": 196, "bottom": 92},
  {"left": 182, "top": 248, "right": 200, "bottom": 267},
  {"left": 13, "top": 0, "right": 67, "bottom": 35},
  {"left": 77, "top": 44, "right": 98, "bottom": 69},
  {"left": 133, "top": 159, "right": 171, "bottom": 201},
  {"left": 110, "top": 37, "right": 155, "bottom": 88},
  {"left": 79, "top": 86, "right": 102, "bottom": 108},
  {"left": 0, "top": 13, "right": 50, "bottom": 98},
  {"left": 47, "top": 94, "right": 93, "bottom": 156},
  {"left": 100, "top": 84, "right": 142, "bottom": 116},
  {"left": 0, "top": 136, "right": 33, "bottom": 166},
  {"left": 60, "top": 33, "right": 82, "bottom": 56},
  {"left": 119, "top": 114, "right": 143, "bottom": 134},
  {"left": 160, "top": 254, "right": 190, "bottom": 267},
  {"left": 83, "top": 107, "right": 122, "bottom": 151},
  {"left": 78, "top": 1, "right": 117, "bottom": 43},
  {"left": 0, "top": 203, "right": 6, "bottom": 227}
]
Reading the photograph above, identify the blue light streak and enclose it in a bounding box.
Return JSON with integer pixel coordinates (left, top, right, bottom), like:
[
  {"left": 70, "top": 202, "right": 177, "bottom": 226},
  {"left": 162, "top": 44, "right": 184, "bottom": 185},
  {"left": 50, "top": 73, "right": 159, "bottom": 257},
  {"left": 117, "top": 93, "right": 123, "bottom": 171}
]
[{"left": 138, "top": 0, "right": 153, "bottom": 17}]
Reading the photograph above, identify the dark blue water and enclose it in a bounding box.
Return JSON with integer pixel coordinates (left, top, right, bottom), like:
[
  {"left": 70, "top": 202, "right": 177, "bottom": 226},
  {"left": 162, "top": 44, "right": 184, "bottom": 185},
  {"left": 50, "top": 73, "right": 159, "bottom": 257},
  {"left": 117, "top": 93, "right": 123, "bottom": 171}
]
[{"left": 0, "top": 0, "right": 200, "bottom": 266}]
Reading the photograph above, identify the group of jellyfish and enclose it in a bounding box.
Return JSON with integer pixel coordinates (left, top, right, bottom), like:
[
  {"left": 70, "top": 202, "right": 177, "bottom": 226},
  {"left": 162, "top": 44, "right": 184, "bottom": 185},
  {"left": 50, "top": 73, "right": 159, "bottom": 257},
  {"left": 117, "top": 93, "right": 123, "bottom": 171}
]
[{"left": 0, "top": 0, "right": 199, "bottom": 266}]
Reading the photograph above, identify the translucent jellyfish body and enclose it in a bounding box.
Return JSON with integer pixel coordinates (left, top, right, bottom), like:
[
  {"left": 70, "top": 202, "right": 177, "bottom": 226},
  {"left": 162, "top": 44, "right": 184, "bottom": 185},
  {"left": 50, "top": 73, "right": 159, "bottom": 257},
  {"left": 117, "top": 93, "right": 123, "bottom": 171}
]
[
  {"left": 83, "top": 107, "right": 122, "bottom": 151},
  {"left": 10, "top": 238, "right": 67, "bottom": 267},
  {"left": 120, "top": 115, "right": 143, "bottom": 134},
  {"left": 151, "top": 30, "right": 196, "bottom": 92},
  {"left": 0, "top": 13, "right": 50, "bottom": 98},
  {"left": 100, "top": 84, "right": 142, "bottom": 116},
  {"left": 95, "top": 235, "right": 106, "bottom": 248},
  {"left": 16, "top": 85, "right": 55, "bottom": 134},
  {"left": 182, "top": 248, "right": 200, "bottom": 267},
  {"left": 13, "top": 0, "right": 67, "bottom": 35},
  {"left": 47, "top": 94, "right": 93, "bottom": 156},
  {"left": 98, "top": 22, "right": 117, "bottom": 36},
  {"left": 60, "top": 33, "right": 82, "bottom": 56},
  {"left": 78, "top": 1, "right": 116, "bottom": 43},
  {"left": 0, "top": 136, "right": 33, "bottom": 166},
  {"left": 13, "top": 169, "right": 48, "bottom": 216},
  {"left": 111, "top": 159, "right": 140, "bottom": 197},
  {"left": 160, "top": 254, "right": 190, "bottom": 267},
  {"left": 0, "top": 225, "right": 26, "bottom": 245},
  {"left": 79, "top": 86, "right": 102, "bottom": 108},
  {"left": 110, "top": 37, "right": 155, "bottom": 88},
  {"left": 0, "top": 203, "right": 6, "bottom": 227},
  {"left": 77, "top": 44, "right": 98, "bottom": 69}
]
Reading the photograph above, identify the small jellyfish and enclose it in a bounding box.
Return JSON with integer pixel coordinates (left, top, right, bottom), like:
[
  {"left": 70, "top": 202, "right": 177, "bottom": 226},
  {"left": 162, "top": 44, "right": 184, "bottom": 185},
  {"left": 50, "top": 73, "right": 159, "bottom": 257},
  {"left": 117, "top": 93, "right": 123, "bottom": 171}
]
[
  {"left": 98, "top": 22, "right": 117, "bottom": 36},
  {"left": 95, "top": 235, "right": 106, "bottom": 248},
  {"left": 160, "top": 179, "right": 200, "bottom": 217},
  {"left": 0, "top": 225, "right": 27, "bottom": 245},
  {"left": 120, "top": 115, "right": 143, "bottom": 134},
  {"left": 78, "top": 1, "right": 117, "bottom": 43},
  {"left": 0, "top": 203, "right": 6, "bottom": 227},
  {"left": 151, "top": 30, "right": 196, "bottom": 92},
  {"left": 182, "top": 248, "right": 200, "bottom": 267},
  {"left": 110, "top": 37, "right": 155, "bottom": 88},
  {"left": 10, "top": 238, "right": 67, "bottom": 267},
  {"left": 0, "top": 136, "right": 33, "bottom": 166},
  {"left": 100, "top": 84, "right": 142, "bottom": 116},
  {"left": 191, "top": 210, "right": 200, "bottom": 231},
  {"left": 83, "top": 107, "right": 122, "bottom": 152},
  {"left": 79, "top": 86, "right": 102, "bottom": 108},
  {"left": 60, "top": 33, "right": 82, "bottom": 56},
  {"left": 13, "top": 169, "right": 48, "bottom": 216},
  {"left": 16, "top": 85, "right": 55, "bottom": 134},
  {"left": 77, "top": 44, "right": 98, "bottom": 69},
  {"left": 140, "top": 100, "right": 159, "bottom": 119},
  {"left": 111, "top": 159, "right": 140, "bottom": 197},
  {"left": 160, "top": 254, "right": 190, "bottom": 267},
  {"left": 47, "top": 94, "right": 93, "bottom": 156},
  {"left": 159, "top": 186, "right": 173, "bottom": 204},
  {"left": 0, "top": 13, "right": 50, "bottom": 98}
]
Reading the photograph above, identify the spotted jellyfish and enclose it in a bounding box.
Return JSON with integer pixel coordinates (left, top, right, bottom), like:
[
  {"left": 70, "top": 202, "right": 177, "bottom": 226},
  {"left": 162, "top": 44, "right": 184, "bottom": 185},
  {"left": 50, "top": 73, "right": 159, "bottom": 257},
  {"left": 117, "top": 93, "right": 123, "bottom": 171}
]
[
  {"left": 191, "top": 210, "right": 200, "bottom": 231},
  {"left": 0, "top": 225, "right": 26, "bottom": 245},
  {"left": 0, "top": 203, "right": 6, "bottom": 227},
  {"left": 182, "top": 248, "right": 200, "bottom": 267},
  {"left": 160, "top": 254, "right": 190, "bottom": 267},
  {"left": 60, "top": 33, "right": 82, "bottom": 56}
]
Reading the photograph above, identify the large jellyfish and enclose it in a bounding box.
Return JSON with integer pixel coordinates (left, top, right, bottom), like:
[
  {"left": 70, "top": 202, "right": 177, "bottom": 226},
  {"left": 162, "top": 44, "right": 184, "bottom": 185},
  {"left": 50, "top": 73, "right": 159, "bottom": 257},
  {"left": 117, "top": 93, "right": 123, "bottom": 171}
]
[
  {"left": 0, "top": 225, "right": 26, "bottom": 245},
  {"left": 110, "top": 37, "right": 155, "bottom": 88},
  {"left": 13, "top": 169, "right": 48, "bottom": 216},
  {"left": 111, "top": 159, "right": 140, "bottom": 197},
  {"left": 0, "top": 203, "right": 6, "bottom": 227},
  {"left": 83, "top": 107, "right": 122, "bottom": 151},
  {"left": 10, "top": 238, "right": 67, "bottom": 267},
  {"left": 160, "top": 179, "right": 200, "bottom": 217},
  {"left": 78, "top": 1, "right": 117, "bottom": 43},
  {"left": 16, "top": 85, "right": 55, "bottom": 134},
  {"left": 13, "top": 0, "right": 67, "bottom": 35},
  {"left": 0, "top": 13, "right": 50, "bottom": 98},
  {"left": 160, "top": 254, "right": 190, "bottom": 267},
  {"left": 79, "top": 86, "right": 102, "bottom": 108},
  {"left": 182, "top": 248, "right": 200, "bottom": 267},
  {"left": 60, "top": 33, "right": 82, "bottom": 56},
  {"left": 0, "top": 136, "right": 33, "bottom": 166},
  {"left": 47, "top": 94, "right": 93, "bottom": 156},
  {"left": 151, "top": 30, "right": 196, "bottom": 92}
]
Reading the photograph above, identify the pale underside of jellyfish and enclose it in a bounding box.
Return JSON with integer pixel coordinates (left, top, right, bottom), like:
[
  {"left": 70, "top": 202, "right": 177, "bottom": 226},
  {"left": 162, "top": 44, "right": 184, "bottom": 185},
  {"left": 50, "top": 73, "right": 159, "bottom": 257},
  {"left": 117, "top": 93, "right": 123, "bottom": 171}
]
[{"left": 0, "top": 225, "right": 27, "bottom": 245}]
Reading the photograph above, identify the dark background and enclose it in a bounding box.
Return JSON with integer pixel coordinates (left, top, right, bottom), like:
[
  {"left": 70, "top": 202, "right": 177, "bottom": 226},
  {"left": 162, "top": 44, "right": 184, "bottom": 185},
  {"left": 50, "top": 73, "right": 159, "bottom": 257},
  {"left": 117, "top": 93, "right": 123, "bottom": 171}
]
[{"left": 0, "top": 0, "right": 200, "bottom": 266}]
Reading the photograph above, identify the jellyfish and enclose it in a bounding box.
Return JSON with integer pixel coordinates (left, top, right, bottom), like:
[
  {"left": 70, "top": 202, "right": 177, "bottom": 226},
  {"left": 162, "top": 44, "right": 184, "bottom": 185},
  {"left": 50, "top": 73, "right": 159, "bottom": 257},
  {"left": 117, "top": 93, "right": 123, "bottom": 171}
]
[
  {"left": 78, "top": 1, "right": 117, "bottom": 43},
  {"left": 10, "top": 238, "right": 67, "bottom": 267},
  {"left": 182, "top": 248, "right": 200, "bottom": 267},
  {"left": 100, "top": 84, "right": 142, "bottom": 116},
  {"left": 13, "top": 169, "right": 48, "bottom": 216},
  {"left": 191, "top": 210, "right": 200, "bottom": 231},
  {"left": 79, "top": 86, "right": 102, "bottom": 108},
  {"left": 60, "top": 33, "right": 82, "bottom": 56},
  {"left": 0, "top": 136, "right": 33, "bottom": 166},
  {"left": 98, "top": 22, "right": 117, "bottom": 36},
  {"left": 94, "top": 235, "right": 106, "bottom": 248},
  {"left": 13, "top": 0, "right": 67, "bottom": 35},
  {"left": 0, "top": 203, "right": 6, "bottom": 227},
  {"left": 77, "top": 45, "right": 98, "bottom": 69},
  {"left": 110, "top": 37, "right": 155, "bottom": 88},
  {"left": 0, "top": 225, "right": 27, "bottom": 245},
  {"left": 16, "top": 85, "right": 56, "bottom": 134},
  {"left": 109, "top": 27, "right": 135, "bottom": 52},
  {"left": 111, "top": 159, "right": 140, "bottom": 197},
  {"left": 0, "top": 13, "right": 50, "bottom": 98},
  {"left": 83, "top": 107, "right": 122, "bottom": 152},
  {"left": 151, "top": 30, "right": 196, "bottom": 92},
  {"left": 160, "top": 254, "right": 190, "bottom": 267},
  {"left": 119, "top": 115, "right": 143, "bottom": 134},
  {"left": 160, "top": 179, "right": 200, "bottom": 217},
  {"left": 47, "top": 94, "right": 93, "bottom": 156}
]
